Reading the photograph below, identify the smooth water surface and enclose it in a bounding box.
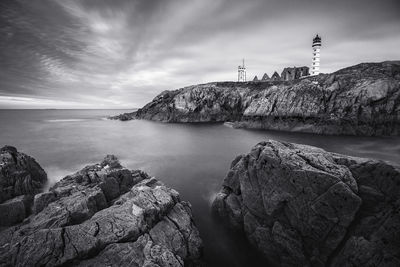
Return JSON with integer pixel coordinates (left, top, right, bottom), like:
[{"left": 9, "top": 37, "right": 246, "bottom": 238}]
[{"left": 1, "top": 109, "right": 399, "bottom": 266}]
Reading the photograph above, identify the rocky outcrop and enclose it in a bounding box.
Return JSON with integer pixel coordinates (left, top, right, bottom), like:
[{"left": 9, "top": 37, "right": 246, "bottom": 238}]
[
  {"left": 111, "top": 61, "right": 400, "bottom": 136},
  {"left": 212, "top": 140, "right": 400, "bottom": 266},
  {"left": 0, "top": 155, "right": 203, "bottom": 266},
  {"left": 0, "top": 146, "right": 47, "bottom": 203},
  {"left": 0, "top": 146, "right": 47, "bottom": 226}
]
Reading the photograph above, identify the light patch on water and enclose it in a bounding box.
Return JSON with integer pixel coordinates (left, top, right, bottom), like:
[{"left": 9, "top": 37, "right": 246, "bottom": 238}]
[
  {"left": 44, "top": 119, "right": 88, "bottom": 122},
  {"left": 223, "top": 122, "right": 234, "bottom": 128},
  {"left": 120, "top": 158, "right": 147, "bottom": 171},
  {"left": 205, "top": 190, "right": 219, "bottom": 207}
]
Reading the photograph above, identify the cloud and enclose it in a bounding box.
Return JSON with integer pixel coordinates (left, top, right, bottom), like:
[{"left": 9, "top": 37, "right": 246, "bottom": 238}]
[{"left": 0, "top": 0, "right": 399, "bottom": 108}]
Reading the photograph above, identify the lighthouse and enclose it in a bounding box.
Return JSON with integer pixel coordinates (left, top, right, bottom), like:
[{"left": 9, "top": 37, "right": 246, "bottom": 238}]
[
  {"left": 311, "top": 34, "right": 321, "bottom": 75},
  {"left": 238, "top": 59, "right": 246, "bottom": 82}
]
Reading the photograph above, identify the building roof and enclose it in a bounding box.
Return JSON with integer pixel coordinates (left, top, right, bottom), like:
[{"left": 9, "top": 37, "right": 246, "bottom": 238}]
[
  {"left": 271, "top": 71, "right": 280, "bottom": 79},
  {"left": 262, "top": 73, "right": 270, "bottom": 80}
]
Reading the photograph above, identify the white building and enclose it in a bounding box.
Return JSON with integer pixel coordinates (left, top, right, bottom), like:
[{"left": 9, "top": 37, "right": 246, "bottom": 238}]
[
  {"left": 311, "top": 34, "right": 321, "bottom": 75},
  {"left": 238, "top": 59, "right": 246, "bottom": 82}
]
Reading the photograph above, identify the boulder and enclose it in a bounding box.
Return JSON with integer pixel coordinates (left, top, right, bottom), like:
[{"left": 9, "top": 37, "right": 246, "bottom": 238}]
[
  {"left": 0, "top": 155, "right": 203, "bottom": 266},
  {"left": 0, "top": 146, "right": 47, "bottom": 226},
  {"left": 212, "top": 140, "right": 400, "bottom": 266},
  {"left": 0, "top": 146, "right": 47, "bottom": 203}
]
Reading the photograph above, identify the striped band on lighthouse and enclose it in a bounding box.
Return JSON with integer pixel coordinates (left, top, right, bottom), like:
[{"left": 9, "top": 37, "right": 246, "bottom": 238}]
[{"left": 311, "top": 34, "right": 321, "bottom": 76}]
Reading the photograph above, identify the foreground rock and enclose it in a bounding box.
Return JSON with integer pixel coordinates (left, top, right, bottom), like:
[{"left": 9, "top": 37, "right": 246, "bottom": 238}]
[
  {"left": 0, "top": 146, "right": 47, "bottom": 226},
  {"left": 112, "top": 61, "right": 400, "bottom": 136},
  {"left": 212, "top": 140, "right": 400, "bottom": 266},
  {"left": 0, "top": 155, "right": 203, "bottom": 267}
]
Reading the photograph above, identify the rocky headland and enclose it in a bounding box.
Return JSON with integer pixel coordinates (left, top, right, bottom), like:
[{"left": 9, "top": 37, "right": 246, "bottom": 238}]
[
  {"left": 112, "top": 61, "right": 400, "bottom": 136},
  {"left": 0, "top": 147, "right": 203, "bottom": 267},
  {"left": 212, "top": 140, "right": 400, "bottom": 266}
]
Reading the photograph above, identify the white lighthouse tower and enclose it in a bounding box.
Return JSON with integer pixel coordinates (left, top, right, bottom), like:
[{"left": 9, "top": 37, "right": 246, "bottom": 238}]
[
  {"left": 311, "top": 34, "right": 321, "bottom": 75},
  {"left": 238, "top": 59, "right": 246, "bottom": 82}
]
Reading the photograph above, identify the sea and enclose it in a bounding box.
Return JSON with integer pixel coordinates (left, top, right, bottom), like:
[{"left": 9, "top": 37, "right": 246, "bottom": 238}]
[{"left": 1, "top": 109, "right": 399, "bottom": 266}]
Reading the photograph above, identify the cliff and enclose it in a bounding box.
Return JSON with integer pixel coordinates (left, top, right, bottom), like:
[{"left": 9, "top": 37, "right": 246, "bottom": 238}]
[
  {"left": 0, "top": 153, "right": 203, "bottom": 266},
  {"left": 112, "top": 61, "right": 400, "bottom": 136},
  {"left": 212, "top": 140, "right": 400, "bottom": 266}
]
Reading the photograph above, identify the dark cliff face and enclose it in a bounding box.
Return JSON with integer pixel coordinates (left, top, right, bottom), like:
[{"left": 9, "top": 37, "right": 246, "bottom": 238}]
[
  {"left": 212, "top": 140, "right": 400, "bottom": 266},
  {"left": 112, "top": 61, "right": 400, "bottom": 136},
  {"left": 134, "top": 85, "right": 245, "bottom": 122}
]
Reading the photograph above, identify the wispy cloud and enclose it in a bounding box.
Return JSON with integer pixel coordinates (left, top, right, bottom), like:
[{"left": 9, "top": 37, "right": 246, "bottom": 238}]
[{"left": 0, "top": 0, "right": 399, "bottom": 108}]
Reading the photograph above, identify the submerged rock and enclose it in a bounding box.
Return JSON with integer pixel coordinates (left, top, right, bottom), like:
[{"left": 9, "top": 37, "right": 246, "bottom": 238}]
[
  {"left": 109, "top": 112, "right": 136, "bottom": 121},
  {"left": 212, "top": 140, "right": 400, "bottom": 266},
  {"left": 112, "top": 61, "right": 400, "bottom": 136},
  {"left": 0, "top": 155, "right": 203, "bottom": 266},
  {"left": 0, "top": 146, "right": 47, "bottom": 226}
]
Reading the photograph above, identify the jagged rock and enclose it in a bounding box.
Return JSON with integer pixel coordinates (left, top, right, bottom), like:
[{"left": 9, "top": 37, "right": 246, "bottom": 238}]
[
  {"left": 212, "top": 140, "right": 400, "bottom": 266},
  {"left": 32, "top": 191, "right": 56, "bottom": 215},
  {"left": 0, "top": 156, "right": 203, "bottom": 266},
  {"left": 0, "top": 195, "right": 32, "bottom": 226},
  {"left": 0, "top": 146, "right": 47, "bottom": 203},
  {"left": 0, "top": 146, "right": 47, "bottom": 226},
  {"left": 111, "top": 61, "right": 400, "bottom": 136},
  {"left": 109, "top": 112, "right": 136, "bottom": 121}
]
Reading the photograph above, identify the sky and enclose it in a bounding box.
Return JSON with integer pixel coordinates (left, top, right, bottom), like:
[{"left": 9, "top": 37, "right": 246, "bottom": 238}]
[{"left": 0, "top": 0, "right": 399, "bottom": 109}]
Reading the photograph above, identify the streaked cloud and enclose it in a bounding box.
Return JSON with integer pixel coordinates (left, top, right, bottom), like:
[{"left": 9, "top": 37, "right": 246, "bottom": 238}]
[{"left": 0, "top": 0, "right": 399, "bottom": 108}]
